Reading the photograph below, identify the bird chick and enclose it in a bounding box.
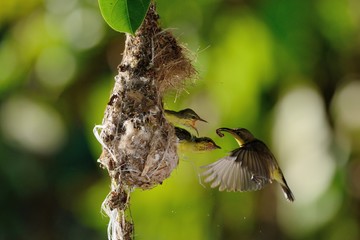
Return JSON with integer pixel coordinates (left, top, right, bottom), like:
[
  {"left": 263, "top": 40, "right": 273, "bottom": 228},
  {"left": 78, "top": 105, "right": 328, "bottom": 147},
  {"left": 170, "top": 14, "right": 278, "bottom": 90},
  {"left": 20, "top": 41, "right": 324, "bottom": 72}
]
[
  {"left": 165, "top": 108, "right": 207, "bottom": 136},
  {"left": 202, "top": 127, "right": 295, "bottom": 202},
  {"left": 175, "top": 127, "right": 221, "bottom": 152}
]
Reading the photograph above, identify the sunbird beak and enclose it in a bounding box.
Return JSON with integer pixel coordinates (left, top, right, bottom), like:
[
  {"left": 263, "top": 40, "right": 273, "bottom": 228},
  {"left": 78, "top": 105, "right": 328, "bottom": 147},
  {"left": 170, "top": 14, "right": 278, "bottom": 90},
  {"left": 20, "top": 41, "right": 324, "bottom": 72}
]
[
  {"left": 216, "top": 127, "right": 245, "bottom": 146},
  {"left": 213, "top": 143, "right": 221, "bottom": 149},
  {"left": 198, "top": 117, "right": 207, "bottom": 123},
  {"left": 201, "top": 141, "right": 221, "bottom": 151},
  {"left": 216, "top": 127, "right": 235, "bottom": 137}
]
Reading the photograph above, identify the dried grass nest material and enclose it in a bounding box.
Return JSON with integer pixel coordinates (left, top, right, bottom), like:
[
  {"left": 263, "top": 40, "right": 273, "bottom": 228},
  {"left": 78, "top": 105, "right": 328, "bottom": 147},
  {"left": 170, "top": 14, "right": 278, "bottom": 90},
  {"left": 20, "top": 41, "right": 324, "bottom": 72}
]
[
  {"left": 151, "top": 30, "right": 197, "bottom": 94},
  {"left": 120, "top": 5, "right": 197, "bottom": 96}
]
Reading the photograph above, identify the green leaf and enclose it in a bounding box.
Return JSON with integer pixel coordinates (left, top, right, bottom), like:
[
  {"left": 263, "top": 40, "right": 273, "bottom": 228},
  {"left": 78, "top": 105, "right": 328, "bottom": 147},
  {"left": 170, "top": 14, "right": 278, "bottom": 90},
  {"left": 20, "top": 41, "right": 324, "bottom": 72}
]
[{"left": 98, "top": 0, "right": 151, "bottom": 34}]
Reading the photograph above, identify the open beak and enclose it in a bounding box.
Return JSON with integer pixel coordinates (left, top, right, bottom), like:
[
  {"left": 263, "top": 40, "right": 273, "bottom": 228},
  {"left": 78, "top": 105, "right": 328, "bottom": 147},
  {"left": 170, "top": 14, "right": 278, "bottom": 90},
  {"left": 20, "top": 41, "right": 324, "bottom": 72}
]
[
  {"left": 188, "top": 120, "right": 199, "bottom": 136},
  {"left": 192, "top": 125, "right": 199, "bottom": 136}
]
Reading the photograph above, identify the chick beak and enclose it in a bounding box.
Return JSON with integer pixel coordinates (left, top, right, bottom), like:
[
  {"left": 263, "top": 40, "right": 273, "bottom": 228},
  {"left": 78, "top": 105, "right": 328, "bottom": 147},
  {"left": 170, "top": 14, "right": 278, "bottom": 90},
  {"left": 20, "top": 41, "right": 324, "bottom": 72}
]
[
  {"left": 197, "top": 117, "right": 207, "bottom": 123},
  {"left": 212, "top": 142, "right": 221, "bottom": 149},
  {"left": 189, "top": 120, "right": 200, "bottom": 136},
  {"left": 200, "top": 141, "right": 221, "bottom": 151},
  {"left": 194, "top": 126, "right": 200, "bottom": 136}
]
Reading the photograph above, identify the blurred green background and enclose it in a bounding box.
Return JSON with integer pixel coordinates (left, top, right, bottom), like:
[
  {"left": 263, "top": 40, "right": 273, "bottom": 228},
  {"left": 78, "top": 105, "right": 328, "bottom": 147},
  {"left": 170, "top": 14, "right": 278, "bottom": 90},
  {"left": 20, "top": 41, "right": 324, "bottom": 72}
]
[{"left": 1, "top": 0, "right": 360, "bottom": 239}]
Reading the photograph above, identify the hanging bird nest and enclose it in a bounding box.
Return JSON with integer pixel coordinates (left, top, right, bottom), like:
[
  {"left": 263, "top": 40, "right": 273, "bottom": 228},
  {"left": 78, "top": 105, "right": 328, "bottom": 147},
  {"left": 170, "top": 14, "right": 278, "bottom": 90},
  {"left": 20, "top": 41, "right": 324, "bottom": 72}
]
[{"left": 94, "top": 4, "right": 197, "bottom": 240}]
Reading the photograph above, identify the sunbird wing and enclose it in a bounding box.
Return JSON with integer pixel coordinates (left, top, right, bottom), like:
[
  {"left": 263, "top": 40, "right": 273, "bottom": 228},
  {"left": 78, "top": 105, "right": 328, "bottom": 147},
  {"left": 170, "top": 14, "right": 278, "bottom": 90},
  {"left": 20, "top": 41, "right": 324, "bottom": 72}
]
[
  {"left": 233, "top": 140, "right": 278, "bottom": 180},
  {"left": 202, "top": 156, "right": 267, "bottom": 192},
  {"left": 202, "top": 140, "right": 279, "bottom": 192}
]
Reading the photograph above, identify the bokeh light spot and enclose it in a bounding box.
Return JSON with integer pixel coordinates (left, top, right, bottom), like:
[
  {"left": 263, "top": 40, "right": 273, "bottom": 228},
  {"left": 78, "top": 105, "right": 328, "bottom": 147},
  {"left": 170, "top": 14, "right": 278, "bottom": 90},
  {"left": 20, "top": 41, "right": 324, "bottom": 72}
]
[
  {"left": 45, "top": 0, "right": 78, "bottom": 15},
  {"left": 0, "top": 95, "right": 66, "bottom": 154},
  {"left": 332, "top": 80, "right": 360, "bottom": 130},
  {"left": 63, "top": 8, "right": 105, "bottom": 50},
  {"left": 35, "top": 46, "right": 76, "bottom": 90},
  {"left": 273, "top": 85, "right": 338, "bottom": 237},
  {"left": 0, "top": 42, "right": 18, "bottom": 86}
]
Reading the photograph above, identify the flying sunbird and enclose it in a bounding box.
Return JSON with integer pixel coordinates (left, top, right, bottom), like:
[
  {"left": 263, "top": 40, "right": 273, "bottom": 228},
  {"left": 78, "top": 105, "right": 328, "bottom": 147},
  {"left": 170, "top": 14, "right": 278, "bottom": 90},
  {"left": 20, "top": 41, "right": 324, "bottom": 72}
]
[{"left": 202, "top": 127, "right": 294, "bottom": 202}]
